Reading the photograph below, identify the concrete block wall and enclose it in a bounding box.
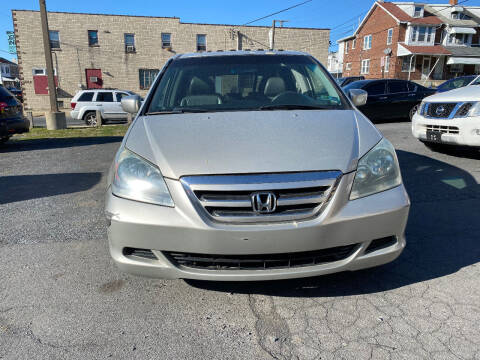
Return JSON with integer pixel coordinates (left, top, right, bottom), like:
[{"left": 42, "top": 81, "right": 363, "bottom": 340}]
[{"left": 12, "top": 10, "right": 330, "bottom": 111}]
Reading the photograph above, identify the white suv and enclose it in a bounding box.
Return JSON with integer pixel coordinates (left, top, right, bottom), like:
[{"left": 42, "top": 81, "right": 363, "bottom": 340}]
[
  {"left": 412, "top": 79, "right": 480, "bottom": 149},
  {"left": 70, "top": 89, "right": 138, "bottom": 126}
]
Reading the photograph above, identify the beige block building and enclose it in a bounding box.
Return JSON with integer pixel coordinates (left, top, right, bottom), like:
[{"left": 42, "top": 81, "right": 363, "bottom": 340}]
[{"left": 12, "top": 10, "right": 330, "bottom": 111}]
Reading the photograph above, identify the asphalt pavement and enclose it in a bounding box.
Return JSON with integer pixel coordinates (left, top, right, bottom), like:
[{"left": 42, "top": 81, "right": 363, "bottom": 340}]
[{"left": 0, "top": 122, "right": 479, "bottom": 359}]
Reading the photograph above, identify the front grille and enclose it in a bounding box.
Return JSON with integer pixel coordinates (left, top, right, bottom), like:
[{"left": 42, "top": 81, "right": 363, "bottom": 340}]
[
  {"left": 426, "top": 103, "right": 457, "bottom": 118},
  {"left": 426, "top": 125, "right": 459, "bottom": 134},
  {"left": 164, "top": 244, "right": 359, "bottom": 270},
  {"left": 181, "top": 171, "right": 342, "bottom": 223}
]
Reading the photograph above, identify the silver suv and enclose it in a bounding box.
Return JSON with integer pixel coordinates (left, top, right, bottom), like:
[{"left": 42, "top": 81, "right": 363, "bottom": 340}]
[
  {"left": 70, "top": 89, "right": 138, "bottom": 126},
  {"left": 105, "top": 51, "right": 410, "bottom": 281}
]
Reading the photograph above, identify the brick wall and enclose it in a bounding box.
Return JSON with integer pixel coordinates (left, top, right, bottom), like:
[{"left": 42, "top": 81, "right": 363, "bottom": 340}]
[{"left": 12, "top": 10, "right": 329, "bottom": 111}]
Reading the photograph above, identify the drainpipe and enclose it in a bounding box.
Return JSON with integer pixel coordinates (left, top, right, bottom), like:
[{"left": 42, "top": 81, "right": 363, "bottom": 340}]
[{"left": 408, "top": 55, "right": 414, "bottom": 81}]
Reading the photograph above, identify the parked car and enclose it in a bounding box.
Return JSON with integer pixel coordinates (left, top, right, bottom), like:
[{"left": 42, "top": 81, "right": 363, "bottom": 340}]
[
  {"left": 335, "top": 76, "right": 365, "bottom": 87},
  {"left": 6, "top": 87, "right": 23, "bottom": 103},
  {"left": 435, "top": 75, "right": 476, "bottom": 93},
  {"left": 70, "top": 89, "right": 140, "bottom": 126},
  {"left": 105, "top": 50, "right": 410, "bottom": 281},
  {"left": 0, "top": 85, "right": 28, "bottom": 144},
  {"left": 343, "top": 79, "right": 436, "bottom": 121},
  {"left": 412, "top": 82, "right": 480, "bottom": 150}
]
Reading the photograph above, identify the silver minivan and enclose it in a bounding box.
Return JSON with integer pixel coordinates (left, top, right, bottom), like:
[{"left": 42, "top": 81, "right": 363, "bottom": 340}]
[{"left": 105, "top": 51, "right": 410, "bottom": 281}]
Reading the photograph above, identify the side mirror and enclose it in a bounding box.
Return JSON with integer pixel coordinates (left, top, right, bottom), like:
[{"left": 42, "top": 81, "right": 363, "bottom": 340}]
[
  {"left": 348, "top": 89, "right": 368, "bottom": 107},
  {"left": 121, "top": 95, "right": 142, "bottom": 114}
]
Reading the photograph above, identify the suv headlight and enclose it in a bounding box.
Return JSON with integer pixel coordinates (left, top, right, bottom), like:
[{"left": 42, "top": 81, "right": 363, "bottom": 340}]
[
  {"left": 460, "top": 101, "right": 480, "bottom": 117},
  {"left": 112, "top": 148, "right": 174, "bottom": 207},
  {"left": 350, "top": 138, "right": 402, "bottom": 200}
]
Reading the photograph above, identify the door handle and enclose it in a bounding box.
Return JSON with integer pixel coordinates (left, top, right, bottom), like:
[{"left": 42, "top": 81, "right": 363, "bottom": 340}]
[
  {"left": 379, "top": 96, "right": 388, "bottom": 100},
  {"left": 408, "top": 93, "right": 416, "bottom": 97},
  {"left": 96, "top": 104, "right": 102, "bottom": 106}
]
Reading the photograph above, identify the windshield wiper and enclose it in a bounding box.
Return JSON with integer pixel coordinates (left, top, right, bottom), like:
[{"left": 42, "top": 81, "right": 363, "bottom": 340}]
[
  {"left": 145, "top": 108, "right": 211, "bottom": 115},
  {"left": 258, "top": 104, "right": 332, "bottom": 111}
]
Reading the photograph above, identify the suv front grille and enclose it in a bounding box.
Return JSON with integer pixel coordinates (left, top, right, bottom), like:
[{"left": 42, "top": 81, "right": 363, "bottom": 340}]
[
  {"left": 426, "top": 103, "right": 457, "bottom": 118},
  {"left": 181, "top": 171, "right": 342, "bottom": 224},
  {"left": 426, "top": 125, "right": 459, "bottom": 134},
  {"left": 164, "top": 244, "right": 358, "bottom": 270}
]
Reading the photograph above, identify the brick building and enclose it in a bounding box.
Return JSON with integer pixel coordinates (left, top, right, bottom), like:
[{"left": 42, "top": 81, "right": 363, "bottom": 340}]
[
  {"left": 337, "top": 0, "right": 480, "bottom": 84},
  {"left": 11, "top": 10, "right": 329, "bottom": 111}
]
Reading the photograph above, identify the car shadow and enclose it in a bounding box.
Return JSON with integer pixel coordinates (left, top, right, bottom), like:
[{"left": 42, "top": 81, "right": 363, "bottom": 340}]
[
  {"left": 0, "top": 173, "right": 102, "bottom": 205},
  {"left": 0, "top": 136, "right": 123, "bottom": 153},
  {"left": 186, "top": 150, "right": 480, "bottom": 296}
]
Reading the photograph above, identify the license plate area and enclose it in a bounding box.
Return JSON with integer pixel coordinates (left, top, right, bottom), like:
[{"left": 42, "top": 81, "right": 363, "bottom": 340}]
[{"left": 426, "top": 130, "right": 442, "bottom": 143}]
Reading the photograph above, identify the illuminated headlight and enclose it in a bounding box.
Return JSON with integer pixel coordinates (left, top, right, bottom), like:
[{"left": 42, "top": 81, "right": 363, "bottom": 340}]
[
  {"left": 112, "top": 148, "right": 174, "bottom": 207},
  {"left": 350, "top": 138, "right": 402, "bottom": 200}
]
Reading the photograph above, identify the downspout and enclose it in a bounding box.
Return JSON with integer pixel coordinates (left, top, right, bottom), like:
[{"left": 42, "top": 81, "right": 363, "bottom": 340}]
[{"left": 408, "top": 55, "right": 414, "bottom": 81}]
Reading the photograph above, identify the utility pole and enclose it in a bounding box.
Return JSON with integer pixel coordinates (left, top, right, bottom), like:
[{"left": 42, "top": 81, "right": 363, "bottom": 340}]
[
  {"left": 270, "top": 20, "right": 289, "bottom": 50},
  {"left": 39, "top": 0, "right": 66, "bottom": 129}
]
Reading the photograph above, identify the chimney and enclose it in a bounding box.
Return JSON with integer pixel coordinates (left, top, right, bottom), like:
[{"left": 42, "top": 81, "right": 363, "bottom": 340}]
[{"left": 449, "top": 0, "right": 458, "bottom": 5}]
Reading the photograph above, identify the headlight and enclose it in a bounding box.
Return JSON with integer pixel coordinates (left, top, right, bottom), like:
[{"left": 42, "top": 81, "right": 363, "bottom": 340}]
[
  {"left": 461, "top": 101, "right": 480, "bottom": 117},
  {"left": 350, "top": 138, "right": 402, "bottom": 200},
  {"left": 112, "top": 148, "right": 174, "bottom": 207}
]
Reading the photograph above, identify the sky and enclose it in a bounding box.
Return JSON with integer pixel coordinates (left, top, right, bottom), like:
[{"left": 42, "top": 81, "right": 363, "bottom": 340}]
[{"left": 2, "top": 0, "right": 480, "bottom": 60}]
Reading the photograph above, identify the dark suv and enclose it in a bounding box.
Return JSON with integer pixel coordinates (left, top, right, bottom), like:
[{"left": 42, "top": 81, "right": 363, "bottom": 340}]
[{"left": 0, "top": 85, "right": 28, "bottom": 143}]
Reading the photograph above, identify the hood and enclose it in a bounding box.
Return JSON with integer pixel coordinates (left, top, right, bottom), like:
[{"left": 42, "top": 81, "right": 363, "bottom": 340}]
[
  {"left": 125, "top": 110, "right": 382, "bottom": 179},
  {"left": 427, "top": 85, "right": 480, "bottom": 102}
]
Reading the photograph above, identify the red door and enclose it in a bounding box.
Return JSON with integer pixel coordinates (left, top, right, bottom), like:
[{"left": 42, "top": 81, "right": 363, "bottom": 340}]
[{"left": 85, "top": 69, "right": 103, "bottom": 89}]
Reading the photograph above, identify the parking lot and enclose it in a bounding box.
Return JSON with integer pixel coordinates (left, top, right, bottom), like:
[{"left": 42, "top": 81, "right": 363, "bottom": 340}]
[{"left": 0, "top": 121, "right": 479, "bottom": 360}]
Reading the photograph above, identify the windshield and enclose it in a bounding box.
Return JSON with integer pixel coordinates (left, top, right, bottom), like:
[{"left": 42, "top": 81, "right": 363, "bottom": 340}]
[{"left": 146, "top": 54, "right": 347, "bottom": 114}]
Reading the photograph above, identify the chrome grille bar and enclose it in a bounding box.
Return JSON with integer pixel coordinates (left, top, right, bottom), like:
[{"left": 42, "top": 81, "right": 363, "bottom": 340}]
[{"left": 181, "top": 171, "right": 342, "bottom": 224}]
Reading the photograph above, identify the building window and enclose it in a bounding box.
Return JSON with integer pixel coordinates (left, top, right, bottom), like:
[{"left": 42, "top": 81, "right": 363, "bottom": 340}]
[
  {"left": 345, "top": 63, "right": 352, "bottom": 71},
  {"left": 49, "top": 30, "right": 60, "bottom": 49},
  {"left": 384, "top": 56, "right": 390, "bottom": 72},
  {"left": 414, "top": 6, "right": 423, "bottom": 18},
  {"left": 411, "top": 26, "right": 434, "bottom": 44},
  {"left": 387, "top": 28, "right": 393, "bottom": 45},
  {"left": 197, "top": 34, "right": 207, "bottom": 52},
  {"left": 402, "top": 56, "right": 415, "bottom": 72},
  {"left": 162, "top": 33, "right": 172, "bottom": 48},
  {"left": 32, "top": 67, "right": 57, "bottom": 76},
  {"left": 88, "top": 30, "right": 98, "bottom": 46},
  {"left": 352, "top": 39, "right": 356, "bottom": 49},
  {"left": 139, "top": 69, "right": 159, "bottom": 89},
  {"left": 447, "top": 33, "right": 472, "bottom": 46},
  {"left": 450, "top": 64, "right": 464, "bottom": 73},
  {"left": 125, "top": 33, "right": 135, "bottom": 53},
  {"left": 361, "top": 59, "right": 370, "bottom": 74},
  {"left": 363, "top": 35, "right": 372, "bottom": 50},
  {"left": 345, "top": 41, "right": 349, "bottom": 54}
]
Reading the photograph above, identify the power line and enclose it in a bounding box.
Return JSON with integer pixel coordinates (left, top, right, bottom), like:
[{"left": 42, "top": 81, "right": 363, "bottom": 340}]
[{"left": 242, "top": 0, "right": 313, "bottom": 26}]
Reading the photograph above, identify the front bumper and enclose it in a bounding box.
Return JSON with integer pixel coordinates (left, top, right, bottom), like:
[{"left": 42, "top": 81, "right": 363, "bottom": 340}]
[
  {"left": 412, "top": 113, "right": 480, "bottom": 147},
  {"left": 106, "top": 173, "right": 410, "bottom": 281}
]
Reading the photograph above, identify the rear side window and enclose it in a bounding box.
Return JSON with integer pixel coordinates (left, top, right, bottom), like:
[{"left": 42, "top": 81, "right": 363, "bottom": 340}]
[
  {"left": 365, "top": 82, "right": 386, "bottom": 96},
  {"left": 388, "top": 81, "right": 408, "bottom": 94},
  {"left": 96, "top": 92, "right": 113, "bottom": 102},
  {"left": 78, "top": 92, "right": 94, "bottom": 102}
]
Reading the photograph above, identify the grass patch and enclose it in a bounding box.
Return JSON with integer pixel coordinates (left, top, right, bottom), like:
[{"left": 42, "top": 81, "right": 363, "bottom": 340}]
[{"left": 11, "top": 125, "right": 128, "bottom": 141}]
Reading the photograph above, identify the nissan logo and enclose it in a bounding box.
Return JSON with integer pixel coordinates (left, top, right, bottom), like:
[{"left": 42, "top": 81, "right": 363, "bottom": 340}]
[
  {"left": 435, "top": 105, "right": 446, "bottom": 116},
  {"left": 251, "top": 192, "right": 277, "bottom": 214}
]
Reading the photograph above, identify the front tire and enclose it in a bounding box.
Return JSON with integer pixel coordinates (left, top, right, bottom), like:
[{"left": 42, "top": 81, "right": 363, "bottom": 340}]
[{"left": 84, "top": 111, "right": 100, "bottom": 126}]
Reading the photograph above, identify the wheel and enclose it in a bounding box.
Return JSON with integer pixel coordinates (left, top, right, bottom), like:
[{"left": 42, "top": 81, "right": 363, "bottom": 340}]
[
  {"left": 409, "top": 104, "right": 419, "bottom": 121},
  {"left": 84, "top": 111, "right": 99, "bottom": 126}
]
